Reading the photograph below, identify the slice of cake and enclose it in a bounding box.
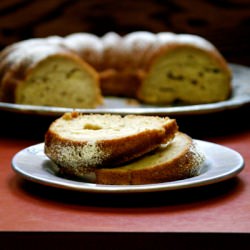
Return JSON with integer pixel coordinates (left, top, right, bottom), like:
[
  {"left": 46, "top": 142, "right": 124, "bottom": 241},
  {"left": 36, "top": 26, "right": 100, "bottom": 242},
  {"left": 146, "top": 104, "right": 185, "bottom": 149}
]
[
  {"left": 96, "top": 132, "right": 204, "bottom": 185},
  {"left": 44, "top": 112, "right": 178, "bottom": 177}
]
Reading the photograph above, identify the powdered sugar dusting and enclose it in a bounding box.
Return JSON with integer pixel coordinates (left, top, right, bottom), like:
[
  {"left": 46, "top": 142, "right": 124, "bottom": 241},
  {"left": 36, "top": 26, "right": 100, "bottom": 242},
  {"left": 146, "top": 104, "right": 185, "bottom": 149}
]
[
  {"left": 188, "top": 141, "right": 205, "bottom": 176},
  {"left": 81, "top": 141, "right": 107, "bottom": 166},
  {"left": 64, "top": 33, "right": 103, "bottom": 67},
  {"left": 46, "top": 140, "right": 109, "bottom": 175},
  {"left": 1, "top": 31, "right": 219, "bottom": 76},
  {"left": 2, "top": 41, "right": 71, "bottom": 70},
  {"left": 157, "top": 32, "right": 215, "bottom": 51},
  {"left": 123, "top": 31, "right": 156, "bottom": 51}
]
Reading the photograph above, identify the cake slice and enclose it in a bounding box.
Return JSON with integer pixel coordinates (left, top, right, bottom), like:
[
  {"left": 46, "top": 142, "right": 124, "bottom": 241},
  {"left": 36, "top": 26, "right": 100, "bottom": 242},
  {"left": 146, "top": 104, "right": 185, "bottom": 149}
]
[
  {"left": 44, "top": 112, "right": 178, "bottom": 176},
  {"left": 96, "top": 132, "right": 204, "bottom": 185}
]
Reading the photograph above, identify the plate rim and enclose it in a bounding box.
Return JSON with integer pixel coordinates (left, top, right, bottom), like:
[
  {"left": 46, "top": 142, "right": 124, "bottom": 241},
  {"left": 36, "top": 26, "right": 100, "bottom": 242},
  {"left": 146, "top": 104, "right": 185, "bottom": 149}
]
[
  {"left": 11, "top": 140, "right": 245, "bottom": 194},
  {"left": 1, "top": 63, "right": 250, "bottom": 117}
]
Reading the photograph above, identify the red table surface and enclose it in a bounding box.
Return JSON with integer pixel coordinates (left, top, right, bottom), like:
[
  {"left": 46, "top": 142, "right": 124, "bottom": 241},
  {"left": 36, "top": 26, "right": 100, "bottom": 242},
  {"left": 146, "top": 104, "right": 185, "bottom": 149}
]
[{"left": 0, "top": 108, "right": 250, "bottom": 233}]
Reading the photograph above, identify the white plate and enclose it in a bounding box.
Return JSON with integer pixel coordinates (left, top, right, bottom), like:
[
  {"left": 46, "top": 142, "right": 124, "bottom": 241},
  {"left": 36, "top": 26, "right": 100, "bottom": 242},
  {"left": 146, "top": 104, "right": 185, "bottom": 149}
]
[
  {"left": 1, "top": 64, "right": 250, "bottom": 116},
  {"left": 11, "top": 140, "right": 244, "bottom": 193}
]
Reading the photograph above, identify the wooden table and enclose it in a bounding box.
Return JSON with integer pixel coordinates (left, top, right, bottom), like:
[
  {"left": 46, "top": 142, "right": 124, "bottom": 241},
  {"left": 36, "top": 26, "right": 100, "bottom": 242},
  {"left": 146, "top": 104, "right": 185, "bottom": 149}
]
[{"left": 1, "top": 106, "right": 250, "bottom": 249}]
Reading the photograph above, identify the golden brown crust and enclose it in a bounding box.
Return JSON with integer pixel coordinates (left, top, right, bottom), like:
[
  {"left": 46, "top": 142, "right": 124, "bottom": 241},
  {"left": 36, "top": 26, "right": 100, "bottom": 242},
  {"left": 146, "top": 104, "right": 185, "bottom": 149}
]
[{"left": 95, "top": 132, "right": 205, "bottom": 185}]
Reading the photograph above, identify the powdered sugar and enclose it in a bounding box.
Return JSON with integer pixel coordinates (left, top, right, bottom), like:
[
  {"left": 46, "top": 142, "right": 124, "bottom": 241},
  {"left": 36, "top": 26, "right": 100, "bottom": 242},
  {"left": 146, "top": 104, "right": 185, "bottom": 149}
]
[
  {"left": 1, "top": 40, "right": 71, "bottom": 71},
  {"left": 46, "top": 140, "right": 108, "bottom": 172},
  {"left": 157, "top": 32, "right": 215, "bottom": 51}
]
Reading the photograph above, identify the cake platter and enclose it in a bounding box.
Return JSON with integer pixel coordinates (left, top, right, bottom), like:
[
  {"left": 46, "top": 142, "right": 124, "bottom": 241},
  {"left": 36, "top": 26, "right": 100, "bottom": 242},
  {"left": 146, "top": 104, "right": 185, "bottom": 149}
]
[{"left": 0, "top": 64, "right": 250, "bottom": 116}]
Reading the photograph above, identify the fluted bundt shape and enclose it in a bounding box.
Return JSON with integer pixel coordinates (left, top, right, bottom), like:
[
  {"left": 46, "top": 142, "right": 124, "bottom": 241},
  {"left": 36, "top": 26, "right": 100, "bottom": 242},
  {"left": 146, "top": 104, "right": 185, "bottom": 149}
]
[{"left": 0, "top": 31, "right": 232, "bottom": 107}]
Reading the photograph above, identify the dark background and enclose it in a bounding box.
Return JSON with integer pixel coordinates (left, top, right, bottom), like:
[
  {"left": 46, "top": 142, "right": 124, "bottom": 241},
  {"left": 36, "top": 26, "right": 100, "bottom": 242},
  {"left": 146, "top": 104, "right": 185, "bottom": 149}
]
[
  {"left": 0, "top": 0, "right": 249, "bottom": 66},
  {"left": 0, "top": 0, "right": 249, "bottom": 140}
]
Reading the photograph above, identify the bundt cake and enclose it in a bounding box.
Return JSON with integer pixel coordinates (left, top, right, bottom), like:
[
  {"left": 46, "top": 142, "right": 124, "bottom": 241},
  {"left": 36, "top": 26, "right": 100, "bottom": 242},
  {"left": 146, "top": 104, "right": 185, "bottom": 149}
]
[
  {"left": 44, "top": 112, "right": 178, "bottom": 176},
  {"left": 0, "top": 31, "right": 232, "bottom": 107}
]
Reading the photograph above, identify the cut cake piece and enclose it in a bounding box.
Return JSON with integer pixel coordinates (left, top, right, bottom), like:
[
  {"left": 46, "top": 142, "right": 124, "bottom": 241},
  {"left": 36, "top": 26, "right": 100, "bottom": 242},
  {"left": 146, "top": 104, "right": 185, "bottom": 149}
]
[
  {"left": 95, "top": 132, "right": 205, "bottom": 185},
  {"left": 44, "top": 112, "right": 178, "bottom": 177}
]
